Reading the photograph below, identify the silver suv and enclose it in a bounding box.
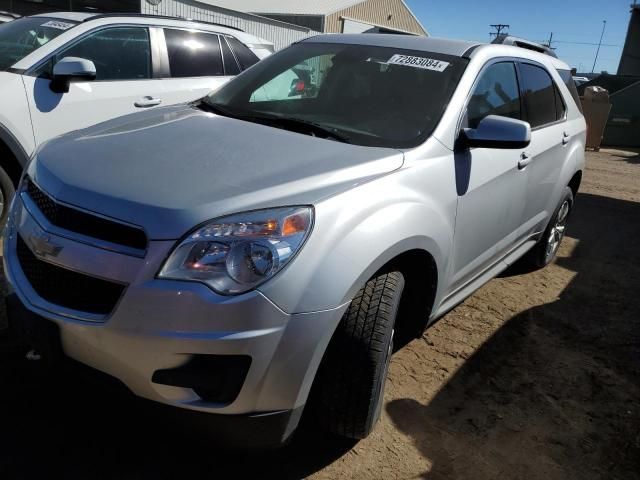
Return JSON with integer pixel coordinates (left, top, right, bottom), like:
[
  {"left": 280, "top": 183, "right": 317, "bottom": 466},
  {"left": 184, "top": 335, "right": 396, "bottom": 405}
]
[{"left": 4, "top": 34, "right": 586, "bottom": 447}]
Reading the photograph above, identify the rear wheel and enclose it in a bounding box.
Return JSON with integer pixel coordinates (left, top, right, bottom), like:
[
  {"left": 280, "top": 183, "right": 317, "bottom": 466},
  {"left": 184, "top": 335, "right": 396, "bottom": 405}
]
[
  {"left": 310, "top": 271, "right": 404, "bottom": 439},
  {"left": 526, "top": 186, "right": 573, "bottom": 268}
]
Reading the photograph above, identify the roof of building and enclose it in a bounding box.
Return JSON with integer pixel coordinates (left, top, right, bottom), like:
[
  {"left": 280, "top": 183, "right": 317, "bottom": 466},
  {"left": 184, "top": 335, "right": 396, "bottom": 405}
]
[
  {"left": 201, "top": 0, "right": 366, "bottom": 16},
  {"left": 302, "top": 34, "right": 480, "bottom": 57}
]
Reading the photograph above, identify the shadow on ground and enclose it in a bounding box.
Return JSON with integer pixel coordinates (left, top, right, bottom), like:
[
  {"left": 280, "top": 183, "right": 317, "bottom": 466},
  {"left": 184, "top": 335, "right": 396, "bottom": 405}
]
[
  {"left": 1, "top": 192, "right": 639, "bottom": 479},
  {"left": 0, "top": 267, "right": 354, "bottom": 477},
  {"left": 607, "top": 147, "right": 640, "bottom": 165},
  {"left": 387, "top": 192, "right": 640, "bottom": 479},
  {"left": 0, "top": 351, "right": 355, "bottom": 479}
]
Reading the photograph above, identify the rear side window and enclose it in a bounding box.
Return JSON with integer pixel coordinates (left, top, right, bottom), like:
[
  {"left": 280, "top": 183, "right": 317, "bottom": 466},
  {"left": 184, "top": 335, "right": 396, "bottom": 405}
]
[
  {"left": 519, "top": 63, "right": 561, "bottom": 128},
  {"left": 467, "top": 61, "right": 521, "bottom": 128},
  {"left": 226, "top": 36, "right": 259, "bottom": 70},
  {"left": 220, "top": 37, "right": 241, "bottom": 75},
  {"left": 164, "top": 29, "right": 223, "bottom": 77},
  {"left": 557, "top": 69, "right": 584, "bottom": 113},
  {"left": 55, "top": 27, "right": 151, "bottom": 81}
]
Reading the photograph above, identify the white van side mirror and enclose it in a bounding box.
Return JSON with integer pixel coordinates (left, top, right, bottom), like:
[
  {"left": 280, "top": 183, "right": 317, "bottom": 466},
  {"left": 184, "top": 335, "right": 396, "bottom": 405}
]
[{"left": 50, "top": 57, "right": 96, "bottom": 93}]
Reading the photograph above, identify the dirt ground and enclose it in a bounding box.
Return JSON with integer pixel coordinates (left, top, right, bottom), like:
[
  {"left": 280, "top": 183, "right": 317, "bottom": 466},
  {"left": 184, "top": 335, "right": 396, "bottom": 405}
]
[{"left": 0, "top": 149, "right": 638, "bottom": 480}]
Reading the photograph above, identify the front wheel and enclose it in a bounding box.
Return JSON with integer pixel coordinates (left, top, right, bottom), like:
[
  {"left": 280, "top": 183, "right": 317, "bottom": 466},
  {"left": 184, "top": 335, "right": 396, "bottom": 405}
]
[
  {"left": 527, "top": 186, "right": 574, "bottom": 268},
  {"left": 0, "top": 166, "right": 15, "bottom": 228},
  {"left": 310, "top": 271, "right": 404, "bottom": 439}
]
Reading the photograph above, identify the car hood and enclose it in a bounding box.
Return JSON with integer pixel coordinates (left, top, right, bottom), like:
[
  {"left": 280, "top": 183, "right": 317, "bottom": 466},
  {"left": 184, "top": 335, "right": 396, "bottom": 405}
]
[{"left": 28, "top": 105, "right": 404, "bottom": 239}]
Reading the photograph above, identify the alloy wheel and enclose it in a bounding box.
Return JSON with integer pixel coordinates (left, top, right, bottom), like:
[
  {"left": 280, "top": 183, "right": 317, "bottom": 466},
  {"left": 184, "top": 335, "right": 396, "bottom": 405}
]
[{"left": 546, "top": 200, "right": 570, "bottom": 261}]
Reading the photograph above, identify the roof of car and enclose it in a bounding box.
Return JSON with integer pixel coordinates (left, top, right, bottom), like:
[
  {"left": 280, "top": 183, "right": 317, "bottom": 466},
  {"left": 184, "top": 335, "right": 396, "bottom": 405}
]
[
  {"left": 301, "top": 34, "right": 480, "bottom": 57},
  {"left": 0, "top": 11, "right": 20, "bottom": 18},
  {"left": 302, "top": 34, "right": 572, "bottom": 69},
  {"left": 31, "top": 12, "right": 94, "bottom": 22},
  {"left": 29, "top": 11, "right": 246, "bottom": 33}
]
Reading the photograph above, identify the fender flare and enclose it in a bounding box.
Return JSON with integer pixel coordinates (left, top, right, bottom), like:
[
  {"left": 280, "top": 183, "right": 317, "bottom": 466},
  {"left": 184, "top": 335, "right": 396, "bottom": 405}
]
[{"left": 340, "top": 234, "right": 444, "bottom": 309}]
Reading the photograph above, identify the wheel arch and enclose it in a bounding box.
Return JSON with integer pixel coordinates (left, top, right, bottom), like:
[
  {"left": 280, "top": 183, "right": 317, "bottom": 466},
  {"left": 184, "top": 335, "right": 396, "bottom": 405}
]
[
  {"left": 277, "top": 240, "right": 444, "bottom": 415},
  {"left": 298, "top": 246, "right": 440, "bottom": 426},
  {"left": 374, "top": 248, "right": 439, "bottom": 347},
  {"left": 0, "top": 124, "right": 29, "bottom": 185},
  {"left": 568, "top": 170, "right": 582, "bottom": 198}
]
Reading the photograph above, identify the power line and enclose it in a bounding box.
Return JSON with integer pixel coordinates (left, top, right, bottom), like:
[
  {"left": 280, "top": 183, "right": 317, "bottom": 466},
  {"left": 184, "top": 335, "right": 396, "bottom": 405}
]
[
  {"left": 552, "top": 40, "right": 621, "bottom": 47},
  {"left": 592, "top": 20, "right": 607, "bottom": 73}
]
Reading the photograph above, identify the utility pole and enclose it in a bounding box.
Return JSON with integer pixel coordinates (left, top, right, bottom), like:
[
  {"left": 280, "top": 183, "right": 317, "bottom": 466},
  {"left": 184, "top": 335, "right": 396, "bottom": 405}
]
[
  {"left": 489, "top": 24, "right": 510, "bottom": 40},
  {"left": 591, "top": 20, "right": 607, "bottom": 73}
]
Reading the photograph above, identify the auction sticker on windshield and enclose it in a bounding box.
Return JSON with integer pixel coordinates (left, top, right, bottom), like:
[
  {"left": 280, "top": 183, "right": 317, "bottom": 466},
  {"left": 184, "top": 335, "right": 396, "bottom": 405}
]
[
  {"left": 41, "top": 20, "right": 75, "bottom": 30},
  {"left": 388, "top": 54, "right": 449, "bottom": 72}
]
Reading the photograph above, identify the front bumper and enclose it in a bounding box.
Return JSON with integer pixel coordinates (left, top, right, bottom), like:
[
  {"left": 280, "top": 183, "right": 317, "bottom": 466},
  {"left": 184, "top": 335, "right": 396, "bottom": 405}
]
[
  {"left": 3, "top": 196, "right": 348, "bottom": 443},
  {"left": 7, "top": 292, "right": 306, "bottom": 448}
]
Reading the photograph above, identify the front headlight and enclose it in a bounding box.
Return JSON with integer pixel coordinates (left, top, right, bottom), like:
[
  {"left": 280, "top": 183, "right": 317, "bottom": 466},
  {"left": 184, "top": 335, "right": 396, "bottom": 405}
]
[{"left": 158, "top": 206, "right": 313, "bottom": 295}]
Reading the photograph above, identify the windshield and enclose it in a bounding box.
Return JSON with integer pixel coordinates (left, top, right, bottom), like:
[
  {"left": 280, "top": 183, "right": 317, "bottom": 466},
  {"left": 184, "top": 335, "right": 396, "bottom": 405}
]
[
  {"left": 0, "top": 17, "right": 78, "bottom": 71},
  {"left": 205, "top": 42, "right": 468, "bottom": 148}
]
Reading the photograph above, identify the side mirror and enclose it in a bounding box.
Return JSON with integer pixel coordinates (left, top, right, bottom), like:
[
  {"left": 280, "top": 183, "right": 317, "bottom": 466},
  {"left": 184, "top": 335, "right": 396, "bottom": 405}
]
[
  {"left": 50, "top": 57, "right": 96, "bottom": 94},
  {"left": 457, "top": 115, "right": 531, "bottom": 150}
]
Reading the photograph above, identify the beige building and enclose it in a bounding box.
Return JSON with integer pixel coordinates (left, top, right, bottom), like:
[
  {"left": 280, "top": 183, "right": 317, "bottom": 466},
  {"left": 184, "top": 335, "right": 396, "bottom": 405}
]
[{"left": 205, "top": 0, "right": 428, "bottom": 36}]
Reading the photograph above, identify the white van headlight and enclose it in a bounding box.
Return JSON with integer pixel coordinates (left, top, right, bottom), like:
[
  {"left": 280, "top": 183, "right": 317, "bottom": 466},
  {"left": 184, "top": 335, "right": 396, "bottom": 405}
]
[{"left": 158, "top": 206, "right": 313, "bottom": 295}]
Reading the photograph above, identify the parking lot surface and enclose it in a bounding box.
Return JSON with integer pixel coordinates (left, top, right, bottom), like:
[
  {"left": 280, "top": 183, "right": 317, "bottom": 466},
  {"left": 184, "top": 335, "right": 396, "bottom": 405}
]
[{"left": 1, "top": 149, "right": 638, "bottom": 479}]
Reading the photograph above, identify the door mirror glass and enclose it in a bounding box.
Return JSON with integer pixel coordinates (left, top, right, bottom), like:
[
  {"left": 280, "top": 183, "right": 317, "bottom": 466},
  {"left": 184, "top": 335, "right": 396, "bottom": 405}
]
[
  {"left": 50, "top": 57, "right": 96, "bottom": 93},
  {"left": 458, "top": 115, "right": 531, "bottom": 149}
]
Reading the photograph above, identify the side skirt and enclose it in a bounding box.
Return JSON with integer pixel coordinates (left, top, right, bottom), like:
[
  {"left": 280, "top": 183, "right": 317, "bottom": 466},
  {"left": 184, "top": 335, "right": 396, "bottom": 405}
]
[{"left": 429, "top": 237, "right": 538, "bottom": 323}]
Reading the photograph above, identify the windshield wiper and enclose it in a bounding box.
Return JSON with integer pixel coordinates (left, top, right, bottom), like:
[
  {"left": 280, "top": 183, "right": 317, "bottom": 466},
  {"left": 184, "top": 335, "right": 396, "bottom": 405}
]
[
  {"left": 195, "top": 100, "right": 351, "bottom": 144},
  {"left": 255, "top": 116, "right": 351, "bottom": 143},
  {"left": 195, "top": 100, "right": 238, "bottom": 118}
]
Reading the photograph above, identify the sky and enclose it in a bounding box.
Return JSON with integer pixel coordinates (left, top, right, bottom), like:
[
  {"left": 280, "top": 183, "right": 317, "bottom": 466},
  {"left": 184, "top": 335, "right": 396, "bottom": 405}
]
[{"left": 405, "top": 0, "right": 635, "bottom": 73}]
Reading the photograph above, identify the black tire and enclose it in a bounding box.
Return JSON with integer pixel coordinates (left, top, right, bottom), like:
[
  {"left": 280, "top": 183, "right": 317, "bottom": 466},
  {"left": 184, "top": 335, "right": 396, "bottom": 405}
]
[
  {"left": 310, "top": 271, "right": 404, "bottom": 439},
  {"left": 0, "top": 166, "right": 15, "bottom": 228},
  {"left": 526, "top": 186, "right": 574, "bottom": 268}
]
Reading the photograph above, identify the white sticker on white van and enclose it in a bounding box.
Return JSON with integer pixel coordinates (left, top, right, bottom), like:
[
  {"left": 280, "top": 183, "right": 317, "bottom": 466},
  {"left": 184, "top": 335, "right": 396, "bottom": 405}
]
[
  {"left": 387, "top": 54, "right": 450, "bottom": 72},
  {"left": 41, "top": 20, "right": 75, "bottom": 30}
]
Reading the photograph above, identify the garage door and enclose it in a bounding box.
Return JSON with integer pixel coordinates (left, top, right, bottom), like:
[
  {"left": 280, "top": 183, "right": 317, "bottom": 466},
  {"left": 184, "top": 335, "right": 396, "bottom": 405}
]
[{"left": 342, "top": 18, "right": 376, "bottom": 33}]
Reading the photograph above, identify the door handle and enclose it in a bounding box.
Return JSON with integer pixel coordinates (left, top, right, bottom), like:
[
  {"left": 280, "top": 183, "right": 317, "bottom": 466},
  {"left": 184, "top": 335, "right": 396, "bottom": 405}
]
[
  {"left": 134, "top": 96, "right": 162, "bottom": 108},
  {"left": 518, "top": 152, "right": 531, "bottom": 169},
  {"left": 562, "top": 131, "right": 570, "bottom": 145}
]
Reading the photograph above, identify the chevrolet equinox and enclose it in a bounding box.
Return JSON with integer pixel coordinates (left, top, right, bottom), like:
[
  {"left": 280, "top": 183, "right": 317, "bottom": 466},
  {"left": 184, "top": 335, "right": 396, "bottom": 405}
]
[{"left": 4, "top": 34, "right": 586, "bottom": 447}]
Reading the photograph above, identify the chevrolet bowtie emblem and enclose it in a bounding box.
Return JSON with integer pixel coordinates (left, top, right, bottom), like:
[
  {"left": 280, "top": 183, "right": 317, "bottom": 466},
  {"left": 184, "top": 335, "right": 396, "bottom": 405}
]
[{"left": 28, "top": 231, "right": 63, "bottom": 258}]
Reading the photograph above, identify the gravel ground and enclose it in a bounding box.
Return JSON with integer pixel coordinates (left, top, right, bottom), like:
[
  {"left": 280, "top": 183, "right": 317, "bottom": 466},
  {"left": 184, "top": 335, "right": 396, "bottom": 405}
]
[{"left": 0, "top": 149, "right": 639, "bottom": 479}]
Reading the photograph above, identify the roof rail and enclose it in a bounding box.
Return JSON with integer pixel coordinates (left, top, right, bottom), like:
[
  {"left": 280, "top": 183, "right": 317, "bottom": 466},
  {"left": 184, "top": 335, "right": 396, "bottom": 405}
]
[
  {"left": 83, "top": 13, "right": 244, "bottom": 32},
  {"left": 0, "top": 11, "right": 21, "bottom": 18},
  {"left": 492, "top": 34, "right": 558, "bottom": 58}
]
